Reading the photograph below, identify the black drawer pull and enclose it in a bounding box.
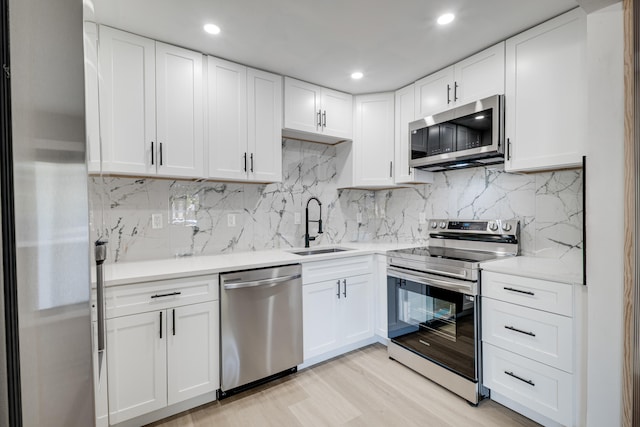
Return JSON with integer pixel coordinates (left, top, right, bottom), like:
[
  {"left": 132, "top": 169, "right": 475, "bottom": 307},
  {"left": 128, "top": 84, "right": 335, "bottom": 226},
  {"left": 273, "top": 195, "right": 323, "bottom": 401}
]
[
  {"left": 159, "top": 311, "right": 163, "bottom": 339},
  {"left": 151, "top": 291, "right": 182, "bottom": 299},
  {"left": 503, "top": 287, "right": 535, "bottom": 296},
  {"left": 504, "top": 325, "right": 536, "bottom": 337},
  {"left": 504, "top": 370, "right": 535, "bottom": 387}
]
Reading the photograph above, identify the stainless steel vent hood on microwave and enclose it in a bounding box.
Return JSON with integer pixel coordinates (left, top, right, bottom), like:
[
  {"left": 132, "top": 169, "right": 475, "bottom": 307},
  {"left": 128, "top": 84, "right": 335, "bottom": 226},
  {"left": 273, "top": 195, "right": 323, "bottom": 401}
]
[{"left": 409, "top": 95, "right": 505, "bottom": 172}]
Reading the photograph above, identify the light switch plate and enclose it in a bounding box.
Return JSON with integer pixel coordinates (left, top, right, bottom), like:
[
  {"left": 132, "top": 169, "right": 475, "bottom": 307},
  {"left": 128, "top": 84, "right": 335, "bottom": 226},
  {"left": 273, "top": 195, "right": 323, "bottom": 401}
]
[
  {"left": 419, "top": 212, "right": 426, "bottom": 224},
  {"left": 227, "top": 213, "right": 236, "bottom": 227},
  {"left": 294, "top": 212, "right": 301, "bottom": 225},
  {"left": 152, "top": 213, "right": 163, "bottom": 229}
]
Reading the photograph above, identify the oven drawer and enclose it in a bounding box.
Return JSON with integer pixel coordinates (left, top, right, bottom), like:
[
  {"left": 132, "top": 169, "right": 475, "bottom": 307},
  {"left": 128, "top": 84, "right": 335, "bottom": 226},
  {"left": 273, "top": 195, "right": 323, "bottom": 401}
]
[
  {"left": 482, "top": 298, "right": 573, "bottom": 372},
  {"left": 483, "top": 343, "right": 572, "bottom": 426},
  {"left": 481, "top": 271, "right": 573, "bottom": 316}
]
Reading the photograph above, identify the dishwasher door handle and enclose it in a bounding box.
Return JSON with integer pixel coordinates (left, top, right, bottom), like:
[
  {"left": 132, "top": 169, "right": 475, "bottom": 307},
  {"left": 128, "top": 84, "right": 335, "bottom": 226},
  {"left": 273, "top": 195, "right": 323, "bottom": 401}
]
[{"left": 223, "top": 273, "right": 301, "bottom": 290}]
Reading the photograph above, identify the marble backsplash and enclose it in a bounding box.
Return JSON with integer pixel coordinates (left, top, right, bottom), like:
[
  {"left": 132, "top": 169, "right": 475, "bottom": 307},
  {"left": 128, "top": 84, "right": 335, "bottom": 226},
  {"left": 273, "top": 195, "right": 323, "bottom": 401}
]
[{"left": 89, "top": 139, "right": 583, "bottom": 264}]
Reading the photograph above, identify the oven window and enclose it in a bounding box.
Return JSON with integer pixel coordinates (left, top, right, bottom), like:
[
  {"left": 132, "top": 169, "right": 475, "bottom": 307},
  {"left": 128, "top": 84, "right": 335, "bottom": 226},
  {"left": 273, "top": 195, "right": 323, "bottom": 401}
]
[{"left": 387, "top": 276, "right": 477, "bottom": 381}]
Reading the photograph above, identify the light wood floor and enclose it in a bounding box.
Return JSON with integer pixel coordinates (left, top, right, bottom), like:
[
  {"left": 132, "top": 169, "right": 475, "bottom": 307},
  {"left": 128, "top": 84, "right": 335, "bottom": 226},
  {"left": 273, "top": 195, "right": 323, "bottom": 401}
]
[{"left": 148, "top": 343, "right": 540, "bottom": 427}]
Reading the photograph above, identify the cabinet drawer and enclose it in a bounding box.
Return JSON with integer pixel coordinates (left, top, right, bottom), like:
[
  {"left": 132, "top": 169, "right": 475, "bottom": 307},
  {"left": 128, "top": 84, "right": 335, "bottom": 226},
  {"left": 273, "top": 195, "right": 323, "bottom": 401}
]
[
  {"left": 303, "top": 256, "right": 372, "bottom": 284},
  {"left": 481, "top": 271, "right": 573, "bottom": 316},
  {"left": 105, "top": 275, "right": 218, "bottom": 318},
  {"left": 482, "top": 298, "right": 572, "bottom": 372},
  {"left": 483, "top": 343, "right": 572, "bottom": 426}
]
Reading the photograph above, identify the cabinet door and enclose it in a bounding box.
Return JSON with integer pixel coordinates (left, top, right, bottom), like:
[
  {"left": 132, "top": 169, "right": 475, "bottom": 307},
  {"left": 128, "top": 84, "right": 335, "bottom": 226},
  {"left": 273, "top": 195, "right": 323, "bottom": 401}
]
[
  {"left": 321, "top": 88, "right": 353, "bottom": 139},
  {"left": 454, "top": 42, "right": 505, "bottom": 105},
  {"left": 284, "top": 77, "right": 321, "bottom": 134},
  {"left": 303, "top": 280, "right": 340, "bottom": 360},
  {"left": 353, "top": 93, "right": 395, "bottom": 187},
  {"left": 414, "top": 66, "right": 454, "bottom": 118},
  {"left": 247, "top": 68, "right": 283, "bottom": 183},
  {"left": 505, "top": 9, "right": 587, "bottom": 172},
  {"left": 207, "top": 57, "right": 248, "bottom": 180},
  {"left": 106, "top": 311, "right": 167, "bottom": 424},
  {"left": 394, "top": 84, "right": 414, "bottom": 183},
  {"left": 83, "top": 22, "right": 101, "bottom": 174},
  {"left": 98, "top": 26, "right": 156, "bottom": 175},
  {"left": 155, "top": 43, "right": 204, "bottom": 178},
  {"left": 341, "top": 274, "right": 374, "bottom": 346},
  {"left": 167, "top": 302, "right": 219, "bottom": 405}
]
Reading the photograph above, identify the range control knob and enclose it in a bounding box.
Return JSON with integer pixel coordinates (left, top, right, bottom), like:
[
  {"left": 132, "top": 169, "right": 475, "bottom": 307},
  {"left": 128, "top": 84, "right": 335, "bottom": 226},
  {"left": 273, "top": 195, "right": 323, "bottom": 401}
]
[
  {"left": 502, "top": 223, "right": 512, "bottom": 232},
  {"left": 489, "top": 222, "right": 499, "bottom": 231},
  {"left": 439, "top": 221, "right": 447, "bottom": 229},
  {"left": 430, "top": 221, "right": 438, "bottom": 229}
]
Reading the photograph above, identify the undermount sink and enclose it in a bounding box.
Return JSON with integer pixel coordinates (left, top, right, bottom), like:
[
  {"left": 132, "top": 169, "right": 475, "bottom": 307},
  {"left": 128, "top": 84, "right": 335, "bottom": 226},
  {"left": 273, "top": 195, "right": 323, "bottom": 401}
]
[{"left": 291, "top": 247, "right": 353, "bottom": 256}]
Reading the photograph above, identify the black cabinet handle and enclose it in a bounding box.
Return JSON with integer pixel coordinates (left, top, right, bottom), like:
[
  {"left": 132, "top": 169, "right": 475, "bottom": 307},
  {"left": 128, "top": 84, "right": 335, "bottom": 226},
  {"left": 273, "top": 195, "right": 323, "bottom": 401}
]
[
  {"left": 322, "top": 110, "right": 326, "bottom": 127},
  {"left": 336, "top": 280, "right": 341, "bottom": 299},
  {"left": 243, "top": 152, "right": 247, "bottom": 172},
  {"left": 172, "top": 309, "right": 176, "bottom": 336},
  {"left": 159, "top": 142, "right": 163, "bottom": 166},
  {"left": 151, "top": 141, "right": 155, "bottom": 165},
  {"left": 507, "top": 138, "right": 512, "bottom": 161},
  {"left": 159, "top": 311, "right": 163, "bottom": 339},
  {"left": 454, "top": 81, "right": 458, "bottom": 101},
  {"left": 150, "top": 291, "right": 181, "bottom": 299},
  {"left": 317, "top": 110, "right": 322, "bottom": 127},
  {"left": 446, "top": 84, "right": 451, "bottom": 104},
  {"left": 389, "top": 161, "right": 393, "bottom": 178},
  {"left": 342, "top": 279, "right": 347, "bottom": 298},
  {"left": 503, "top": 287, "right": 535, "bottom": 296},
  {"left": 504, "top": 370, "right": 535, "bottom": 387},
  {"left": 504, "top": 325, "right": 536, "bottom": 337},
  {"left": 250, "top": 153, "right": 254, "bottom": 173}
]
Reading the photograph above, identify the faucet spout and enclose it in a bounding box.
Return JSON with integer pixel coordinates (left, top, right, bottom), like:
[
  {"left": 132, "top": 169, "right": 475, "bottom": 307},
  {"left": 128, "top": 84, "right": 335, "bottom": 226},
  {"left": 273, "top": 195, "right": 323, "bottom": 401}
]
[{"left": 305, "top": 197, "right": 323, "bottom": 248}]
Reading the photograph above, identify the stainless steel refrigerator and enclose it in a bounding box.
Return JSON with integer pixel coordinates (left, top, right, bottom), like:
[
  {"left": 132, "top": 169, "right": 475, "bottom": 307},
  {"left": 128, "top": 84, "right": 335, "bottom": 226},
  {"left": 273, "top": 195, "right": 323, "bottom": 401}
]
[{"left": 0, "top": 0, "right": 95, "bottom": 425}]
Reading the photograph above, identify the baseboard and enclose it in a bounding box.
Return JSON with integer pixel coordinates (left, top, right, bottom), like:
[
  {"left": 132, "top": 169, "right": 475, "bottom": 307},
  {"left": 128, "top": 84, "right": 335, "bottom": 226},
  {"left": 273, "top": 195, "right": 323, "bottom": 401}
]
[
  {"left": 490, "top": 390, "right": 564, "bottom": 427},
  {"left": 111, "top": 392, "right": 217, "bottom": 427},
  {"left": 298, "top": 336, "right": 378, "bottom": 370}
]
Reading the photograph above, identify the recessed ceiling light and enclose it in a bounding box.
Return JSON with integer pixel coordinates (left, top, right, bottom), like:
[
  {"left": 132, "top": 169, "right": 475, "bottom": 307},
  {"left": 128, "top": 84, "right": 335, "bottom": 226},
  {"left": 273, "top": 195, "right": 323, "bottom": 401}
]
[
  {"left": 204, "top": 24, "right": 221, "bottom": 35},
  {"left": 437, "top": 13, "right": 455, "bottom": 25},
  {"left": 351, "top": 71, "right": 364, "bottom": 80},
  {"left": 475, "top": 115, "right": 485, "bottom": 120}
]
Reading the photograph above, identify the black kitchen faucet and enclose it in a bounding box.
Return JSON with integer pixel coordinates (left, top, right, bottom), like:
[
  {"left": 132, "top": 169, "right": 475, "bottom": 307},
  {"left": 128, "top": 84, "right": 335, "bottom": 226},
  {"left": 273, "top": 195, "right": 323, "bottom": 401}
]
[{"left": 304, "top": 196, "right": 323, "bottom": 248}]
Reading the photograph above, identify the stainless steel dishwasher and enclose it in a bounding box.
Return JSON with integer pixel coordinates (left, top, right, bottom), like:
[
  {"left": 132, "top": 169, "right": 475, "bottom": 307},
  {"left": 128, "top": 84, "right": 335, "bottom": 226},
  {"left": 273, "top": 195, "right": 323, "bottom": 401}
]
[{"left": 219, "top": 264, "right": 303, "bottom": 397}]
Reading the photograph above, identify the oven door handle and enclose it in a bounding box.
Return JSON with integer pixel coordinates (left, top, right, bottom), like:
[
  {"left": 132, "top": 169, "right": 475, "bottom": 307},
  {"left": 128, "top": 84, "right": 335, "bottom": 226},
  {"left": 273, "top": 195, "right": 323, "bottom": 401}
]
[{"left": 387, "top": 266, "right": 475, "bottom": 295}]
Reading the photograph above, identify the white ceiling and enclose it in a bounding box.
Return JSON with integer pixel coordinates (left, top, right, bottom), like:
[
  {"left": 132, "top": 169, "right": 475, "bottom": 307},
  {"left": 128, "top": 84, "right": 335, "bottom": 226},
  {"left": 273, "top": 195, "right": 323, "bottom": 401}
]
[{"left": 90, "top": 0, "right": 579, "bottom": 94}]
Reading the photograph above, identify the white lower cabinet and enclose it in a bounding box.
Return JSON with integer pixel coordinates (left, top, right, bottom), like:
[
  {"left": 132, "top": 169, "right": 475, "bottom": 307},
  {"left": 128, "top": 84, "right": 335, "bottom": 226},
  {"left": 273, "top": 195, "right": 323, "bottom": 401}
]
[
  {"left": 302, "top": 256, "right": 374, "bottom": 363},
  {"left": 105, "top": 276, "right": 219, "bottom": 425},
  {"left": 481, "top": 270, "right": 578, "bottom": 426}
]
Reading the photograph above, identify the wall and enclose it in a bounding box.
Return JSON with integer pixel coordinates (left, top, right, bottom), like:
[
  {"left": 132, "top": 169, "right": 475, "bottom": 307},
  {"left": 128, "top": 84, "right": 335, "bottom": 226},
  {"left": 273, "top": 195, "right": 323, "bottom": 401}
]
[
  {"left": 585, "top": 3, "right": 624, "bottom": 426},
  {"left": 90, "top": 139, "right": 583, "bottom": 265}
]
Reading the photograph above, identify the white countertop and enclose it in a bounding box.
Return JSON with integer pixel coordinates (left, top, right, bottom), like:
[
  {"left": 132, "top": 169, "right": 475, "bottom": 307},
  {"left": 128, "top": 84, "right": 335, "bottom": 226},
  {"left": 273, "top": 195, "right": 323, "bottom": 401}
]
[
  {"left": 480, "top": 255, "right": 583, "bottom": 285},
  {"left": 100, "top": 242, "right": 420, "bottom": 287}
]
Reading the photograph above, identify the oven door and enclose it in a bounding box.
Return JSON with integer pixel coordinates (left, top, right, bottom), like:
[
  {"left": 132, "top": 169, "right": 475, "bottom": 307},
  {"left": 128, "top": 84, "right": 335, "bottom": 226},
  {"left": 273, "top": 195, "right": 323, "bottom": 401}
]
[{"left": 387, "top": 267, "right": 478, "bottom": 381}]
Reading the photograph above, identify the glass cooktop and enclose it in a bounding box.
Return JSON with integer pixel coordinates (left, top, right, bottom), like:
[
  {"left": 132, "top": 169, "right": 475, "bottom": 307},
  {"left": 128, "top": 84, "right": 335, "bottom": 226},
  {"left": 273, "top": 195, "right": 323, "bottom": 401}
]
[{"left": 390, "top": 246, "right": 505, "bottom": 264}]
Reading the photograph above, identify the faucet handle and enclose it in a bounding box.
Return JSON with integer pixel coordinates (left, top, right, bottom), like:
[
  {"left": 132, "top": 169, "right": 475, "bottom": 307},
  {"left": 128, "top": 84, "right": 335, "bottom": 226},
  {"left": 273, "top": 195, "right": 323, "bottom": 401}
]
[{"left": 317, "top": 219, "right": 323, "bottom": 234}]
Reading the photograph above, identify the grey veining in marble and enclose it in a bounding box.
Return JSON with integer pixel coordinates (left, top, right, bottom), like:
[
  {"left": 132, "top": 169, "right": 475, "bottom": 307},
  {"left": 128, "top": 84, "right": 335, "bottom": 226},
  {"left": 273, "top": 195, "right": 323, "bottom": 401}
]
[{"left": 89, "top": 140, "right": 583, "bottom": 264}]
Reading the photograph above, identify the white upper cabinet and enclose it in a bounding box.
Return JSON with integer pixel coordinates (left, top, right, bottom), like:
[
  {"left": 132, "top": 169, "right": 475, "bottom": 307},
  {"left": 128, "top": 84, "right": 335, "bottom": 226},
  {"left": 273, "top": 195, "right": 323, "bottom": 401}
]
[
  {"left": 504, "top": 9, "right": 587, "bottom": 172},
  {"left": 83, "top": 22, "right": 101, "bottom": 174},
  {"left": 99, "top": 26, "right": 156, "bottom": 176},
  {"left": 394, "top": 84, "right": 433, "bottom": 184},
  {"left": 98, "top": 26, "right": 204, "bottom": 178},
  {"left": 207, "top": 57, "right": 248, "bottom": 181},
  {"left": 415, "top": 42, "right": 505, "bottom": 119},
  {"left": 207, "top": 58, "right": 282, "bottom": 183},
  {"left": 247, "top": 68, "right": 283, "bottom": 182},
  {"left": 336, "top": 92, "right": 395, "bottom": 188},
  {"left": 283, "top": 77, "right": 353, "bottom": 144},
  {"left": 155, "top": 42, "right": 204, "bottom": 178}
]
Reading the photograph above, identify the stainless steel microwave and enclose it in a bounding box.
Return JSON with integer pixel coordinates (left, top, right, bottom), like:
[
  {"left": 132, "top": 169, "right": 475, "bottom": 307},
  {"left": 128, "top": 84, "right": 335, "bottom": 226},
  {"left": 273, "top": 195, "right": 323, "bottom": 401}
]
[{"left": 409, "top": 94, "right": 505, "bottom": 172}]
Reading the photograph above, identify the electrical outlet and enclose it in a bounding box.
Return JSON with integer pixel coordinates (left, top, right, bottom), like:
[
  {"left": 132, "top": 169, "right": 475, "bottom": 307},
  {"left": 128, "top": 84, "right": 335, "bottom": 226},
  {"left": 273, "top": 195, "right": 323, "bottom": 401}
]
[
  {"left": 294, "top": 212, "right": 301, "bottom": 225},
  {"left": 419, "top": 212, "right": 426, "bottom": 224},
  {"left": 152, "top": 213, "right": 163, "bottom": 229},
  {"left": 356, "top": 212, "right": 363, "bottom": 223},
  {"left": 227, "top": 213, "right": 236, "bottom": 227}
]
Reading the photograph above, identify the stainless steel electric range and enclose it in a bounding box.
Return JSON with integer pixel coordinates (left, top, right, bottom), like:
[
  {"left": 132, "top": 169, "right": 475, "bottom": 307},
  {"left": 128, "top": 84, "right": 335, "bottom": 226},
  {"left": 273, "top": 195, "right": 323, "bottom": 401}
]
[{"left": 386, "top": 219, "right": 520, "bottom": 404}]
